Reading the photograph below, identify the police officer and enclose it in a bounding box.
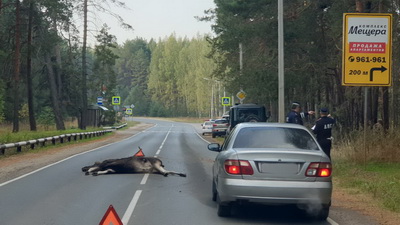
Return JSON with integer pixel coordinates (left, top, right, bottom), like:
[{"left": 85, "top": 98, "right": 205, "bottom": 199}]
[
  {"left": 286, "top": 102, "right": 314, "bottom": 125},
  {"left": 312, "top": 108, "right": 335, "bottom": 158}
]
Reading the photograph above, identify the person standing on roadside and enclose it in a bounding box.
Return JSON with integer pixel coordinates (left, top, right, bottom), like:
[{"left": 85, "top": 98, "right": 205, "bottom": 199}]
[
  {"left": 286, "top": 102, "right": 315, "bottom": 125},
  {"left": 312, "top": 108, "right": 335, "bottom": 159}
]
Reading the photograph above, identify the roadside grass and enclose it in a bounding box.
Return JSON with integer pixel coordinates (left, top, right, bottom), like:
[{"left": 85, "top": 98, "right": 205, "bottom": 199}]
[
  {"left": 333, "top": 129, "right": 400, "bottom": 213},
  {"left": 0, "top": 120, "right": 138, "bottom": 159},
  {"left": 0, "top": 133, "right": 114, "bottom": 159},
  {"left": 0, "top": 120, "right": 137, "bottom": 144},
  {"left": 333, "top": 160, "right": 400, "bottom": 212},
  {"left": 0, "top": 127, "right": 106, "bottom": 144},
  {"left": 163, "top": 117, "right": 210, "bottom": 123}
]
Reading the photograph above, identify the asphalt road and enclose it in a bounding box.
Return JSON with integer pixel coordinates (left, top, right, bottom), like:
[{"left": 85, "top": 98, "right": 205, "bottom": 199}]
[{"left": 0, "top": 118, "right": 379, "bottom": 225}]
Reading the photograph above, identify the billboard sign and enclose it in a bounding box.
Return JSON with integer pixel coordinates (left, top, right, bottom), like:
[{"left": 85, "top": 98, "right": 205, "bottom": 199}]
[{"left": 342, "top": 13, "right": 392, "bottom": 86}]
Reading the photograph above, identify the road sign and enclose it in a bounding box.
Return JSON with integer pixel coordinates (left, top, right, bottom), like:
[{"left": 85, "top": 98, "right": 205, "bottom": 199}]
[
  {"left": 126, "top": 108, "right": 133, "bottom": 115},
  {"left": 342, "top": 13, "right": 392, "bottom": 86},
  {"left": 221, "top": 97, "right": 231, "bottom": 106},
  {"left": 97, "top": 96, "right": 103, "bottom": 105},
  {"left": 236, "top": 90, "right": 246, "bottom": 101},
  {"left": 112, "top": 96, "right": 121, "bottom": 105},
  {"left": 99, "top": 205, "right": 123, "bottom": 225}
]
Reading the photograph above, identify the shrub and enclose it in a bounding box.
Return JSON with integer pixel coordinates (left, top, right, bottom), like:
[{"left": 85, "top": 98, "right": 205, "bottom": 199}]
[{"left": 37, "top": 107, "right": 55, "bottom": 130}]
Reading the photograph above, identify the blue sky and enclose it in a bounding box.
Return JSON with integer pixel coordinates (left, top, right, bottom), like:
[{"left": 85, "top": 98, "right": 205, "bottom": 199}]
[{"left": 96, "top": 0, "right": 216, "bottom": 44}]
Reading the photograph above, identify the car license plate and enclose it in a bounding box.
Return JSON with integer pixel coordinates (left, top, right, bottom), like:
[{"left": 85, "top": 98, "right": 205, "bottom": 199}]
[{"left": 260, "top": 163, "right": 300, "bottom": 174}]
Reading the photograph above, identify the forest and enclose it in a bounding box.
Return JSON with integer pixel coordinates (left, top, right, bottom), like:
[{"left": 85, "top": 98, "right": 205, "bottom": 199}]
[{"left": 0, "top": 0, "right": 400, "bottom": 139}]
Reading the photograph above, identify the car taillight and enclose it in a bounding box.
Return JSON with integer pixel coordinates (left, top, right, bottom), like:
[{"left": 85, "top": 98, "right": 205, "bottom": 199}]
[
  {"left": 213, "top": 124, "right": 217, "bottom": 127},
  {"left": 305, "top": 162, "right": 332, "bottom": 177},
  {"left": 224, "top": 160, "right": 254, "bottom": 175}
]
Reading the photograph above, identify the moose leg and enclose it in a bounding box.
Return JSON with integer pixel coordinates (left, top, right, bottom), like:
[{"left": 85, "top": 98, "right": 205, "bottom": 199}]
[
  {"left": 85, "top": 166, "right": 100, "bottom": 175},
  {"left": 93, "top": 169, "right": 116, "bottom": 176},
  {"left": 82, "top": 161, "right": 101, "bottom": 172},
  {"left": 153, "top": 164, "right": 187, "bottom": 177}
]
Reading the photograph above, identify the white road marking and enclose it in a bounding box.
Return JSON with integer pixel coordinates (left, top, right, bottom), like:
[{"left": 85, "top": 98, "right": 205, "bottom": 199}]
[
  {"left": 140, "top": 174, "right": 149, "bottom": 185},
  {"left": 193, "top": 129, "right": 211, "bottom": 144},
  {"left": 122, "top": 124, "right": 173, "bottom": 225},
  {"left": 327, "top": 217, "right": 339, "bottom": 225},
  {"left": 121, "top": 190, "right": 142, "bottom": 225},
  {"left": 155, "top": 125, "right": 172, "bottom": 157}
]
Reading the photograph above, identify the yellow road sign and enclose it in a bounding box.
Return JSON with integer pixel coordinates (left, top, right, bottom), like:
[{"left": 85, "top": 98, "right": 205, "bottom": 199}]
[
  {"left": 236, "top": 90, "right": 246, "bottom": 100},
  {"left": 342, "top": 13, "right": 392, "bottom": 86},
  {"left": 126, "top": 108, "right": 133, "bottom": 115}
]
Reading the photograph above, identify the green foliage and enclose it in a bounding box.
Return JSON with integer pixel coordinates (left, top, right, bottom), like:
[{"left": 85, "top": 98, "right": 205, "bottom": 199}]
[
  {"left": 208, "top": 0, "right": 400, "bottom": 129},
  {"left": 0, "top": 80, "right": 5, "bottom": 123},
  {"left": 89, "top": 25, "right": 119, "bottom": 105},
  {"left": 19, "top": 104, "right": 30, "bottom": 121},
  {"left": 148, "top": 102, "right": 168, "bottom": 117},
  {"left": 37, "top": 107, "right": 55, "bottom": 130},
  {"left": 124, "top": 85, "right": 150, "bottom": 116},
  {"left": 103, "top": 110, "right": 117, "bottom": 126},
  {"left": 114, "top": 38, "right": 152, "bottom": 116},
  {"left": 147, "top": 36, "right": 217, "bottom": 117}
]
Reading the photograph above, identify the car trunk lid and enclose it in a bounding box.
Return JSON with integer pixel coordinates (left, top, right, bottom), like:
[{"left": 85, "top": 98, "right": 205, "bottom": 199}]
[{"left": 233, "top": 148, "right": 326, "bottom": 181}]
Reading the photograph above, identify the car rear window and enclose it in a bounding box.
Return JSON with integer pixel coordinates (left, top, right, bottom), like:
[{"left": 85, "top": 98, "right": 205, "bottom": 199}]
[
  {"left": 215, "top": 120, "right": 227, "bottom": 124},
  {"left": 233, "top": 127, "right": 319, "bottom": 150}
]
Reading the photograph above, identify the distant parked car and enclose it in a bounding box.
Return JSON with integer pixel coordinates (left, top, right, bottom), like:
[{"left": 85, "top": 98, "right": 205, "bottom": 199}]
[
  {"left": 202, "top": 121, "right": 214, "bottom": 135},
  {"left": 211, "top": 119, "right": 229, "bottom": 138},
  {"left": 208, "top": 123, "right": 332, "bottom": 220}
]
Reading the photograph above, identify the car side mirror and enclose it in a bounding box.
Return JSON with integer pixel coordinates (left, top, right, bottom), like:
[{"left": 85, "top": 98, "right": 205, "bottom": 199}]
[{"left": 208, "top": 143, "right": 221, "bottom": 152}]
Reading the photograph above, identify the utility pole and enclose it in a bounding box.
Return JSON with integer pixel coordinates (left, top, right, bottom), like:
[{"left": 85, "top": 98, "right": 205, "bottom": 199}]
[
  {"left": 239, "top": 42, "right": 244, "bottom": 104},
  {"left": 278, "top": 0, "right": 285, "bottom": 123}
]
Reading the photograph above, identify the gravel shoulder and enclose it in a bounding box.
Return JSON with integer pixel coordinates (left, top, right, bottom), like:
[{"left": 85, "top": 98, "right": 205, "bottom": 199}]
[{"left": 0, "top": 122, "right": 399, "bottom": 224}]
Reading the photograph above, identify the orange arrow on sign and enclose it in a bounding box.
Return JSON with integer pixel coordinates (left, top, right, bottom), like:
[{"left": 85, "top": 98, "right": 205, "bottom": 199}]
[{"left": 99, "top": 205, "right": 123, "bottom": 225}]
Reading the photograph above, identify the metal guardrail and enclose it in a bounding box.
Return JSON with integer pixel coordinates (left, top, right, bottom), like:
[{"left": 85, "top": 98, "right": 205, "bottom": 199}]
[
  {"left": 102, "top": 123, "right": 127, "bottom": 130},
  {"left": 0, "top": 123, "right": 127, "bottom": 155}
]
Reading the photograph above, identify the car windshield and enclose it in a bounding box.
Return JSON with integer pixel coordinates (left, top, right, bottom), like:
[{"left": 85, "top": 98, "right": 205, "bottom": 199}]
[
  {"left": 215, "top": 120, "right": 227, "bottom": 124},
  {"left": 233, "top": 127, "right": 319, "bottom": 150}
]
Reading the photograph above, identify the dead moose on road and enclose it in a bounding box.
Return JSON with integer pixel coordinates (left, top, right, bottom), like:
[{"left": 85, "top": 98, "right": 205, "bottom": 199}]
[{"left": 82, "top": 147, "right": 187, "bottom": 177}]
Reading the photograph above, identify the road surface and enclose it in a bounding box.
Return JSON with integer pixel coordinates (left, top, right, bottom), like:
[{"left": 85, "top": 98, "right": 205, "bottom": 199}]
[{"left": 0, "top": 118, "right": 379, "bottom": 225}]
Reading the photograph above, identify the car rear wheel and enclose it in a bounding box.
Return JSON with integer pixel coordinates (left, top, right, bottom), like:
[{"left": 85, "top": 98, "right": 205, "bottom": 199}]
[
  {"left": 315, "top": 206, "right": 330, "bottom": 221},
  {"left": 216, "top": 193, "right": 231, "bottom": 217},
  {"left": 212, "top": 133, "right": 216, "bottom": 138},
  {"left": 212, "top": 181, "right": 217, "bottom": 202}
]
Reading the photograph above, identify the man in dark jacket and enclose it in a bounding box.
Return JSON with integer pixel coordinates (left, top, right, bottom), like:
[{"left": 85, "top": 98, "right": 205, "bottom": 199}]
[
  {"left": 312, "top": 108, "right": 335, "bottom": 158},
  {"left": 286, "top": 102, "right": 314, "bottom": 125}
]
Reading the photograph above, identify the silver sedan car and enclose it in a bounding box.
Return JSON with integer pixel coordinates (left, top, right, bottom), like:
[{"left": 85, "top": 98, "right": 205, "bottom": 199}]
[{"left": 208, "top": 123, "right": 332, "bottom": 220}]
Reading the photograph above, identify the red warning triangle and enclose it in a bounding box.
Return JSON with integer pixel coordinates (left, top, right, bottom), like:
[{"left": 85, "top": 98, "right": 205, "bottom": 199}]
[
  {"left": 99, "top": 205, "right": 123, "bottom": 225},
  {"left": 134, "top": 147, "right": 145, "bottom": 157}
]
